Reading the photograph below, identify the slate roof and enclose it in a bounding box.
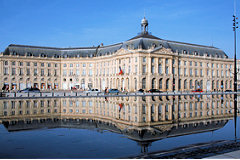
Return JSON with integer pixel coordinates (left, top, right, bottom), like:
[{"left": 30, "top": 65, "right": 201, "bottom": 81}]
[{"left": 2, "top": 32, "right": 228, "bottom": 59}]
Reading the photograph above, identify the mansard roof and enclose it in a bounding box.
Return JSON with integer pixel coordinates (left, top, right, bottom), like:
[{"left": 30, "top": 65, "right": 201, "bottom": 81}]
[{"left": 3, "top": 33, "right": 228, "bottom": 59}]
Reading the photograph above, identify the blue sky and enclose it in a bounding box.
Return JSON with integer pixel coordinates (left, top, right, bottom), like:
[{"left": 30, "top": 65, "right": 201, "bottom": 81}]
[{"left": 0, "top": 0, "right": 239, "bottom": 58}]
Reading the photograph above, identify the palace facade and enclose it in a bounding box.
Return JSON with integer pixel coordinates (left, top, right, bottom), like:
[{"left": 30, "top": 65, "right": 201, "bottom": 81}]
[{"left": 0, "top": 17, "right": 234, "bottom": 92}]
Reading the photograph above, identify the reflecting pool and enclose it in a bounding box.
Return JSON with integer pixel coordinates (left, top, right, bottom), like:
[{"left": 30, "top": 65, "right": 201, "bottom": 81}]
[{"left": 0, "top": 94, "right": 239, "bottom": 158}]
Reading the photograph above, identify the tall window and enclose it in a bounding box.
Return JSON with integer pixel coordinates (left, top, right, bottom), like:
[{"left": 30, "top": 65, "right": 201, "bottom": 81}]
[
  {"left": 166, "top": 79, "right": 169, "bottom": 90},
  {"left": 179, "top": 79, "right": 181, "bottom": 90},
  {"left": 195, "top": 80, "right": 198, "bottom": 89},
  {"left": 165, "top": 59, "right": 168, "bottom": 64},
  {"left": 142, "top": 65, "right": 146, "bottom": 74},
  {"left": 142, "top": 78, "right": 146, "bottom": 89},
  {"left": 159, "top": 78, "right": 162, "bottom": 89},
  {"left": 151, "top": 65, "right": 154, "bottom": 74},
  {"left": 69, "top": 69, "right": 73, "bottom": 76},
  {"left": 212, "top": 80, "right": 215, "bottom": 90},
  {"left": 158, "top": 64, "right": 162, "bottom": 74},
  {"left": 4, "top": 68, "right": 8, "bottom": 75},
  {"left": 184, "top": 80, "right": 187, "bottom": 89},
  {"left": 151, "top": 57, "right": 154, "bottom": 63},
  {"left": 135, "top": 78, "right": 137, "bottom": 90},
  {"left": 190, "top": 80, "right": 192, "bottom": 89},
  {"left": 76, "top": 69, "right": 80, "bottom": 76},
  {"left": 82, "top": 69, "right": 86, "bottom": 76},
  {"left": 152, "top": 78, "right": 155, "bottom": 89},
  {"left": 26, "top": 68, "right": 30, "bottom": 76},
  {"left": 89, "top": 69, "right": 93, "bottom": 76},
  {"left": 143, "top": 57, "right": 146, "bottom": 63},
  {"left": 34, "top": 69, "right": 37, "bottom": 76},
  {"left": 41, "top": 69, "right": 44, "bottom": 76},
  {"left": 12, "top": 68, "right": 16, "bottom": 75},
  {"left": 63, "top": 70, "right": 67, "bottom": 76},
  {"left": 190, "top": 69, "right": 192, "bottom": 76},
  {"left": 166, "top": 66, "right": 169, "bottom": 75}
]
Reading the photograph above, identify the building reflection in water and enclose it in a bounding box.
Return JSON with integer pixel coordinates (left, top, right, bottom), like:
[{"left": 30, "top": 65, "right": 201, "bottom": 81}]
[{"left": 0, "top": 94, "right": 236, "bottom": 154}]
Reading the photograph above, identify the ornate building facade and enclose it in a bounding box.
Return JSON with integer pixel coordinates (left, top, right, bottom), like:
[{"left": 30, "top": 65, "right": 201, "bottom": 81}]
[{"left": 0, "top": 18, "right": 234, "bottom": 92}]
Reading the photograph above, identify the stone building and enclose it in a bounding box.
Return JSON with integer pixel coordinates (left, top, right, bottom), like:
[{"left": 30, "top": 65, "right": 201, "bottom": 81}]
[{"left": 0, "top": 17, "right": 234, "bottom": 92}]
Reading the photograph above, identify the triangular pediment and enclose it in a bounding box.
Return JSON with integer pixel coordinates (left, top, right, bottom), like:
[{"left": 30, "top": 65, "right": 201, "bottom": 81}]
[{"left": 151, "top": 46, "right": 173, "bottom": 54}]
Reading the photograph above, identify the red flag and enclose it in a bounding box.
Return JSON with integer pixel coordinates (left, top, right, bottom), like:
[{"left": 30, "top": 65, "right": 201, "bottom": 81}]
[
  {"left": 119, "top": 103, "right": 124, "bottom": 112},
  {"left": 119, "top": 67, "right": 123, "bottom": 75}
]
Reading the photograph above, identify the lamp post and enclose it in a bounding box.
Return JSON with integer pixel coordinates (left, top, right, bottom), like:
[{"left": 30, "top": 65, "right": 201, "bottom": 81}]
[
  {"left": 233, "top": 13, "right": 238, "bottom": 139},
  {"left": 233, "top": 15, "right": 238, "bottom": 93}
]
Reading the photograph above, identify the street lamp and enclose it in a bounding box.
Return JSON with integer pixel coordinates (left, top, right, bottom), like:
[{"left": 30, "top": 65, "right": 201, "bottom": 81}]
[
  {"left": 233, "top": 10, "right": 238, "bottom": 140},
  {"left": 233, "top": 15, "right": 238, "bottom": 93}
]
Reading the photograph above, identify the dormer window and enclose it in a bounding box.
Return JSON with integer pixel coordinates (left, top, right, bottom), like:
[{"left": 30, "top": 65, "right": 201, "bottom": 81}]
[
  {"left": 12, "top": 51, "right": 17, "bottom": 55},
  {"left": 27, "top": 52, "right": 32, "bottom": 56},
  {"left": 130, "top": 44, "right": 134, "bottom": 49},
  {"left": 152, "top": 43, "right": 157, "bottom": 49},
  {"left": 41, "top": 53, "right": 46, "bottom": 57}
]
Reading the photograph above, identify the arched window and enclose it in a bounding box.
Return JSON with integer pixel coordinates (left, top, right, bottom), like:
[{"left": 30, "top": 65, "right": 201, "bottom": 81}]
[
  {"left": 184, "top": 80, "right": 187, "bottom": 89},
  {"left": 178, "top": 79, "right": 181, "bottom": 90},
  {"left": 195, "top": 80, "right": 198, "bottom": 89},
  {"left": 216, "top": 80, "right": 219, "bottom": 89},
  {"left": 225, "top": 81, "right": 228, "bottom": 89},
  {"left": 134, "top": 78, "right": 137, "bottom": 90},
  {"left": 142, "top": 78, "right": 146, "bottom": 89},
  {"left": 200, "top": 80, "right": 203, "bottom": 89},
  {"left": 166, "top": 79, "right": 169, "bottom": 90},
  {"left": 159, "top": 78, "right": 162, "bottom": 89},
  {"left": 190, "top": 80, "right": 192, "bottom": 89},
  {"left": 152, "top": 78, "right": 155, "bottom": 89},
  {"left": 212, "top": 80, "right": 215, "bottom": 90}
]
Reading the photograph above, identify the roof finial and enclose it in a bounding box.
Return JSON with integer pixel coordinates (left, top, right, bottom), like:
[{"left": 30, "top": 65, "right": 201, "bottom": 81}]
[{"left": 141, "top": 16, "right": 148, "bottom": 34}]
